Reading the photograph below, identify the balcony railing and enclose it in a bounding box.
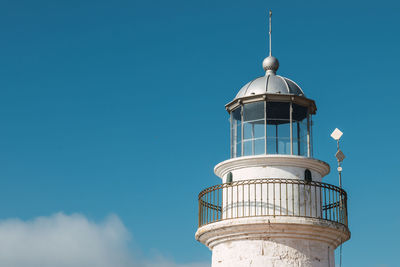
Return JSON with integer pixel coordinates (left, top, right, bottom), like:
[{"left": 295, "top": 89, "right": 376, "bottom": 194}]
[{"left": 198, "top": 178, "right": 348, "bottom": 227}]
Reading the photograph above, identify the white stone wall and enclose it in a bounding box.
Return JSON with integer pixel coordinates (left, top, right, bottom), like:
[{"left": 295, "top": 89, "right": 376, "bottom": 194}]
[
  {"left": 223, "top": 165, "right": 322, "bottom": 183},
  {"left": 214, "top": 155, "right": 330, "bottom": 183},
  {"left": 212, "top": 238, "right": 335, "bottom": 267}
]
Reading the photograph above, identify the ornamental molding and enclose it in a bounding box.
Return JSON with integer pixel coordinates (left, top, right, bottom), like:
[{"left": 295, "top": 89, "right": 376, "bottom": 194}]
[
  {"left": 195, "top": 216, "right": 350, "bottom": 249},
  {"left": 214, "top": 155, "right": 330, "bottom": 178}
]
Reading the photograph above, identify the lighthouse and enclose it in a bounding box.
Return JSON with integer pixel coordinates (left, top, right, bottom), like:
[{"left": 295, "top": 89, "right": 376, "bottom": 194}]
[{"left": 195, "top": 12, "right": 350, "bottom": 267}]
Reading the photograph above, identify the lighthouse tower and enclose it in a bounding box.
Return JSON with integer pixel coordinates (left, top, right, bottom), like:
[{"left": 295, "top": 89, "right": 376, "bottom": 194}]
[{"left": 195, "top": 13, "right": 350, "bottom": 267}]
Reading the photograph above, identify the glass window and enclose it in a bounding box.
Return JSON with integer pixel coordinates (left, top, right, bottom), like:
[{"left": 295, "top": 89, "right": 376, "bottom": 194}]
[
  {"left": 243, "top": 102, "right": 264, "bottom": 122},
  {"left": 239, "top": 102, "right": 266, "bottom": 156},
  {"left": 266, "top": 102, "right": 291, "bottom": 155},
  {"left": 243, "top": 140, "right": 252, "bottom": 156},
  {"left": 254, "top": 138, "right": 265, "bottom": 155},
  {"left": 292, "top": 103, "right": 310, "bottom": 156},
  {"left": 243, "top": 122, "right": 253, "bottom": 140},
  {"left": 229, "top": 100, "right": 313, "bottom": 158},
  {"left": 231, "top": 107, "right": 242, "bottom": 157}
]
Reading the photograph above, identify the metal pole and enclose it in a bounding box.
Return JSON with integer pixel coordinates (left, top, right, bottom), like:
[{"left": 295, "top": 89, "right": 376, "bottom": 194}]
[
  {"left": 307, "top": 110, "right": 310, "bottom": 157},
  {"left": 269, "top": 10, "right": 272, "bottom": 57},
  {"left": 337, "top": 140, "right": 342, "bottom": 188},
  {"left": 290, "top": 102, "right": 293, "bottom": 155}
]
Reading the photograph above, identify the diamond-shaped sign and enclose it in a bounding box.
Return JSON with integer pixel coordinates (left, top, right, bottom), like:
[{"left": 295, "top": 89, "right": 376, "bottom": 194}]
[
  {"left": 335, "top": 149, "right": 345, "bottom": 162},
  {"left": 331, "top": 128, "right": 343, "bottom": 141}
]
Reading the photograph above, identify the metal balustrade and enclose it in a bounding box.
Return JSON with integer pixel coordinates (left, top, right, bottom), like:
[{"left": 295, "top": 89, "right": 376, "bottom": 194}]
[{"left": 198, "top": 178, "right": 348, "bottom": 227}]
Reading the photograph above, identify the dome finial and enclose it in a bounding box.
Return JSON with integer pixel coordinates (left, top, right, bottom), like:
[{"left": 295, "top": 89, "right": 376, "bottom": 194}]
[{"left": 263, "top": 10, "right": 279, "bottom": 74}]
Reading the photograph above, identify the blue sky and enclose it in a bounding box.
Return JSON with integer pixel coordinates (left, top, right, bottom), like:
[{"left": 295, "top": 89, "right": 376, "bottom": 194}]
[{"left": 0, "top": 1, "right": 399, "bottom": 266}]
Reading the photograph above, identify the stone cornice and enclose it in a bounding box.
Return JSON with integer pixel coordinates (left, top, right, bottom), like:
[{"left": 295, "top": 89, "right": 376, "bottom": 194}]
[
  {"left": 195, "top": 217, "right": 350, "bottom": 249},
  {"left": 214, "top": 155, "right": 330, "bottom": 178}
]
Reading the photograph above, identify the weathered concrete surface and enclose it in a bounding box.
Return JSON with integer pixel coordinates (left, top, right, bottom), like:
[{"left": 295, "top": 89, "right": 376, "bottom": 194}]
[
  {"left": 212, "top": 238, "right": 334, "bottom": 267},
  {"left": 196, "top": 217, "right": 350, "bottom": 267}
]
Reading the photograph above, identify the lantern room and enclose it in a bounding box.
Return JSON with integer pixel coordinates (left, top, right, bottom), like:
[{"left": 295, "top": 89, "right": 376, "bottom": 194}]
[{"left": 227, "top": 56, "right": 317, "bottom": 158}]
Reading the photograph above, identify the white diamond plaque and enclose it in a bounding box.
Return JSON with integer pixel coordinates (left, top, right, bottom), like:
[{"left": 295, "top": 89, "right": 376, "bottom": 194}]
[{"left": 331, "top": 128, "right": 343, "bottom": 141}]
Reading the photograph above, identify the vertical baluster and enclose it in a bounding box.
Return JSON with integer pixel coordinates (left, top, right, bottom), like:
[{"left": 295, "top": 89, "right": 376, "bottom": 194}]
[
  {"left": 267, "top": 181, "right": 269, "bottom": 215},
  {"left": 273, "top": 182, "right": 276, "bottom": 216},
  {"left": 242, "top": 183, "right": 244, "bottom": 217},
  {"left": 231, "top": 185, "right": 233, "bottom": 219},
  {"left": 319, "top": 186, "right": 322, "bottom": 219},
  {"left": 333, "top": 189, "right": 336, "bottom": 222},
  {"left": 329, "top": 187, "right": 332, "bottom": 221},
  {"left": 324, "top": 187, "right": 327, "bottom": 220},
  {"left": 286, "top": 182, "right": 288, "bottom": 216},
  {"left": 309, "top": 184, "right": 312, "bottom": 217},
  {"left": 336, "top": 190, "right": 339, "bottom": 223},
  {"left": 304, "top": 183, "right": 306, "bottom": 217},
  {"left": 279, "top": 181, "right": 282, "bottom": 216},
  {"left": 199, "top": 195, "right": 201, "bottom": 227},
  {"left": 254, "top": 182, "right": 257, "bottom": 216},
  {"left": 298, "top": 183, "right": 300, "bottom": 216},
  {"left": 225, "top": 185, "right": 228, "bottom": 219},
  {"left": 213, "top": 189, "right": 215, "bottom": 222},
  {"left": 217, "top": 187, "right": 220, "bottom": 221},
  {"left": 292, "top": 183, "right": 295, "bottom": 216},
  {"left": 237, "top": 183, "right": 239, "bottom": 218},
  {"left": 314, "top": 184, "right": 317, "bottom": 218},
  {"left": 248, "top": 183, "right": 250, "bottom": 217},
  {"left": 261, "top": 181, "right": 263, "bottom": 216},
  {"left": 207, "top": 192, "right": 209, "bottom": 224}
]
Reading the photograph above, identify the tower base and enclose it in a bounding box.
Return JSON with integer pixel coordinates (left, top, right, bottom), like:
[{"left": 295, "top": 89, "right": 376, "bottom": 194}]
[{"left": 196, "top": 217, "right": 350, "bottom": 267}]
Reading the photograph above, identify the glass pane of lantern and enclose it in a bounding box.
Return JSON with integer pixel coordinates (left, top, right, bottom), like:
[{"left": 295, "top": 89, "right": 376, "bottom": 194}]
[
  {"left": 243, "top": 120, "right": 265, "bottom": 141},
  {"left": 254, "top": 138, "right": 265, "bottom": 155},
  {"left": 278, "top": 121, "right": 290, "bottom": 138},
  {"left": 292, "top": 121, "right": 299, "bottom": 155},
  {"left": 266, "top": 102, "right": 290, "bottom": 121},
  {"left": 236, "top": 141, "right": 242, "bottom": 157},
  {"left": 243, "top": 122, "right": 252, "bottom": 140},
  {"left": 299, "top": 120, "right": 307, "bottom": 138},
  {"left": 266, "top": 121, "right": 277, "bottom": 154},
  {"left": 232, "top": 106, "right": 242, "bottom": 120},
  {"left": 253, "top": 120, "right": 265, "bottom": 138},
  {"left": 243, "top": 140, "right": 253, "bottom": 156},
  {"left": 293, "top": 139, "right": 299, "bottom": 155},
  {"left": 231, "top": 107, "right": 242, "bottom": 157},
  {"left": 278, "top": 138, "right": 290, "bottom": 154},
  {"left": 300, "top": 140, "right": 307, "bottom": 156},
  {"left": 292, "top": 103, "right": 308, "bottom": 122},
  {"left": 243, "top": 102, "right": 265, "bottom": 122},
  {"left": 277, "top": 120, "right": 290, "bottom": 154},
  {"left": 267, "top": 121, "right": 277, "bottom": 136},
  {"left": 267, "top": 137, "right": 277, "bottom": 154}
]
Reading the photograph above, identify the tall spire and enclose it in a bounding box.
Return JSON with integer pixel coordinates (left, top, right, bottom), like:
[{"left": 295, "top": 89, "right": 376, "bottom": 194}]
[
  {"left": 263, "top": 10, "right": 279, "bottom": 74},
  {"left": 269, "top": 10, "right": 272, "bottom": 57}
]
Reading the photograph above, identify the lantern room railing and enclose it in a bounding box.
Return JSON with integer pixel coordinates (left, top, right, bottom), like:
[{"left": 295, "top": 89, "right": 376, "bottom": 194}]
[{"left": 198, "top": 178, "right": 348, "bottom": 227}]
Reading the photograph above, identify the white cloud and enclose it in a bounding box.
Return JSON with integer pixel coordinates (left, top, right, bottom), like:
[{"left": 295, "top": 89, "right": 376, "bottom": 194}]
[
  {"left": 0, "top": 213, "right": 209, "bottom": 267},
  {"left": 141, "top": 256, "right": 209, "bottom": 267}
]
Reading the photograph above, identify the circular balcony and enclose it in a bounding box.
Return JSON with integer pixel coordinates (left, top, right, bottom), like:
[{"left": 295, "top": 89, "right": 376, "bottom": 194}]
[{"left": 198, "top": 178, "right": 348, "bottom": 228}]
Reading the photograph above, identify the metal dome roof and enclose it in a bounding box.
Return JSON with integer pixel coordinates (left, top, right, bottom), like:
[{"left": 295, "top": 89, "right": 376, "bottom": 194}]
[
  {"left": 235, "top": 74, "right": 305, "bottom": 99},
  {"left": 234, "top": 56, "right": 304, "bottom": 100}
]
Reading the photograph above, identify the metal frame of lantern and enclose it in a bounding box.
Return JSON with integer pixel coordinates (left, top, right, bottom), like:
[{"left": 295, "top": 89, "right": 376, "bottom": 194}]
[{"left": 227, "top": 93, "right": 317, "bottom": 158}]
